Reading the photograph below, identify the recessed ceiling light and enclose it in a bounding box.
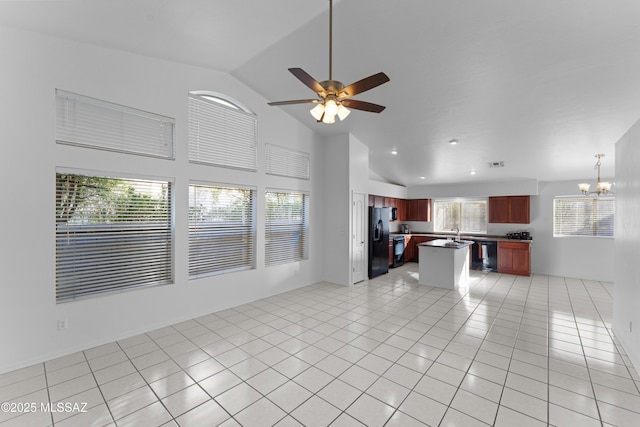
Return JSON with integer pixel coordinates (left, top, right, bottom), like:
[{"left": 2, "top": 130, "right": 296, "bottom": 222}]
[
  {"left": 391, "top": 149, "right": 398, "bottom": 155},
  {"left": 420, "top": 176, "right": 426, "bottom": 180},
  {"left": 449, "top": 139, "right": 459, "bottom": 145},
  {"left": 469, "top": 170, "right": 476, "bottom": 175}
]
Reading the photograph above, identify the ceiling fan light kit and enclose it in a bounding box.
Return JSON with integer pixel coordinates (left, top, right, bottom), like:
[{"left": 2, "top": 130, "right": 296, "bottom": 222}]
[{"left": 268, "top": 0, "right": 389, "bottom": 124}]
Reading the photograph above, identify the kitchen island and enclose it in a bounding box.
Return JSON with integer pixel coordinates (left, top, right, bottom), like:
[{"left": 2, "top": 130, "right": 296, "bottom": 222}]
[{"left": 418, "top": 239, "right": 473, "bottom": 289}]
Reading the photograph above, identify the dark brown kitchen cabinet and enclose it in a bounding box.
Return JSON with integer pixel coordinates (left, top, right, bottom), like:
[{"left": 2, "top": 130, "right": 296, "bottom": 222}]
[
  {"left": 404, "top": 235, "right": 437, "bottom": 262},
  {"left": 396, "top": 199, "right": 407, "bottom": 221},
  {"left": 374, "top": 195, "right": 384, "bottom": 208},
  {"left": 406, "top": 199, "right": 431, "bottom": 222},
  {"left": 489, "top": 196, "right": 530, "bottom": 224},
  {"left": 368, "top": 195, "right": 375, "bottom": 207},
  {"left": 404, "top": 236, "right": 415, "bottom": 262},
  {"left": 497, "top": 241, "right": 530, "bottom": 276}
]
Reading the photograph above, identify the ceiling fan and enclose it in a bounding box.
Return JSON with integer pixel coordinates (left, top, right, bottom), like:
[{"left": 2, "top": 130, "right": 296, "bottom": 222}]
[{"left": 268, "top": 0, "right": 390, "bottom": 124}]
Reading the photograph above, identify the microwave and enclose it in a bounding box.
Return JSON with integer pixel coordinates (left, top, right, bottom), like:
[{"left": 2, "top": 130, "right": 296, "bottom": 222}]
[{"left": 390, "top": 207, "right": 398, "bottom": 221}]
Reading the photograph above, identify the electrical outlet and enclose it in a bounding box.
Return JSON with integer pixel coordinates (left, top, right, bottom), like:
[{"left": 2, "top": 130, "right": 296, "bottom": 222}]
[{"left": 57, "top": 319, "right": 68, "bottom": 330}]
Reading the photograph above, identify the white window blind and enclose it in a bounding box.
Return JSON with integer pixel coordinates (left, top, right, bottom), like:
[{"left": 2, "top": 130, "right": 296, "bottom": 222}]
[
  {"left": 433, "top": 199, "right": 488, "bottom": 233},
  {"left": 56, "top": 172, "right": 173, "bottom": 302},
  {"left": 553, "top": 196, "right": 615, "bottom": 237},
  {"left": 55, "top": 89, "right": 175, "bottom": 159},
  {"left": 188, "top": 94, "right": 257, "bottom": 170},
  {"left": 188, "top": 183, "right": 256, "bottom": 279},
  {"left": 265, "top": 143, "right": 310, "bottom": 180},
  {"left": 265, "top": 190, "right": 309, "bottom": 266}
]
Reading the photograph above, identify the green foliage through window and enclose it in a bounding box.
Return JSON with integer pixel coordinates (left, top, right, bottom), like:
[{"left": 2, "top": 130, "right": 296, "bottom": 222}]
[{"left": 433, "top": 199, "right": 488, "bottom": 234}]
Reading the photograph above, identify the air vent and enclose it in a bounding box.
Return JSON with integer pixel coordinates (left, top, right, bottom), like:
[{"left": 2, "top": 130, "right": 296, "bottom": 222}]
[{"left": 488, "top": 161, "right": 505, "bottom": 168}]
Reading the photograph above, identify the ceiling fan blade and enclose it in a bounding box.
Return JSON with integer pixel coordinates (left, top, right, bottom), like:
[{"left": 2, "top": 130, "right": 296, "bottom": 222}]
[
  {"left": 267, "top": 99, "right": 318, "bottom": 106},
  {"left": 339, "top": 72, "right": 390, "bottom": 99},
  {"left": 341, "top": 99, "right": 386, "bottom": 113},
  {"left": 289, "top": 68, "right": 325, "bottom": 94}
]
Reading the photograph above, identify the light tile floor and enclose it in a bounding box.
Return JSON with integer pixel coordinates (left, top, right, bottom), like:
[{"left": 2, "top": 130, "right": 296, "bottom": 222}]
[{"left": 2, "top": 264, "right": 640, "bottom": 426}]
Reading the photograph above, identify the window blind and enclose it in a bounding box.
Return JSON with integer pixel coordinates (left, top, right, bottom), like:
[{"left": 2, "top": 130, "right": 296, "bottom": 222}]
[
  {"left": 56, "top": 173, "right": 173, "bottom": 302},
  {"left": 265, "top": 143, "right": 310, "bottom": 180},
  {"left": 188, "top": 94, "right": 257, "bottom": 170},
  {"left": 433, "top": 199, "right": 488, "bottom": 233},
  {"left": 553, "top": 196, "right": 615, "bottom": 237},
  {"left": 55, "top": 89, "right": 175, "bottom": 159},
  {"left": 188, "top": 183, "right": 256, "bottom": 279},
  {"left": 265, "top": 190, "right": 309, "bottom": 266}
]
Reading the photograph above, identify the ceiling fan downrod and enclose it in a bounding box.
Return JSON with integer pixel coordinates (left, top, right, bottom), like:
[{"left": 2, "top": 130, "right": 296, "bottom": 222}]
[{"left": 329, "top": 0, "right": 333, "bottom": 81}]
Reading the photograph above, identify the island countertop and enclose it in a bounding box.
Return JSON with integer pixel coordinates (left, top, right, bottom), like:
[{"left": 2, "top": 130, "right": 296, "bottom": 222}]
[
  {"left": 418, "top": 239, "right": 474, "bottom": 249},
  {"left": 391, "top": 232, "right": 532, "bottom": 244}
]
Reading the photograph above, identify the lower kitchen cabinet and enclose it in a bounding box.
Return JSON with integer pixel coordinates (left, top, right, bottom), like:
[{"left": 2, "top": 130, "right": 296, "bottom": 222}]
[
  {"left": 497, "top": 241, "right": 530, "bottom": 276},
  {"left": 406, "top": 236, "right": 436, "bottom": 262}
]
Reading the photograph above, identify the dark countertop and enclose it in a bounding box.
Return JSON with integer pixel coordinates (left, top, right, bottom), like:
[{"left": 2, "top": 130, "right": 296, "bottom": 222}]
[
  {"left": 390, "top": 232, "right": 533, "bottom": 244},
  {"left": 418, "top": 239, "right": 474, "bottom": 249}
]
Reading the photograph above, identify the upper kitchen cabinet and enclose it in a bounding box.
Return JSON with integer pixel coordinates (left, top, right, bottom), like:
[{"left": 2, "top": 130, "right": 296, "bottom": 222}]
[
  {"left": 368, "top": 194, "right": 385, "bottom": 207},
  {"left": 406, "top": 199, "right": 431, "bottom": 222},
  {"left": 489, "top": 196, "right": 530, "bottom": 224},
  {"left": 384, "top": 197, "right": 396, "bottom": 208},
  {"left": 396, "top": 199, "right": 407, "bottom": 222}
]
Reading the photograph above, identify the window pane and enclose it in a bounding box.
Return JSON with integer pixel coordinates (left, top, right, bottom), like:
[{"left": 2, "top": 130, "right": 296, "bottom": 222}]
[
  {"left": 188, "top": 184, "right": 256, "bottom": 278},
  {"left": 56, "top": 89, "right": 175, "bottom": 159},
  {"left": 265, "top": 191, "right": 309, "bottom": 265},
  {"left": 56, "top": 173, "right": 173, "bottom": 302},
  {"left": 265, "top": 143, "right": 310, "bottom": 180},
  {"left": 553, "top": 196, "right": 614, "bottom": 237},
  {"left": 433, "top": 199, "right": 487, "bottom": 233},
  {"left": 188, "top": 93, "right": 257, "bottom": 170}
]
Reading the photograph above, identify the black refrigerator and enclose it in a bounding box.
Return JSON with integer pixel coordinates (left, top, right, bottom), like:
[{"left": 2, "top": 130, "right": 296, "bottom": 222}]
[{"left": 368, "top": 207, "right": 389, "bottom": 279}]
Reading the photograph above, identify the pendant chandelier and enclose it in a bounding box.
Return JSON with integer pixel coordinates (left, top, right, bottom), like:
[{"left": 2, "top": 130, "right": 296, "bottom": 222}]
[{"left": 578, "top": 153, "right": 613, "bottom": 196}]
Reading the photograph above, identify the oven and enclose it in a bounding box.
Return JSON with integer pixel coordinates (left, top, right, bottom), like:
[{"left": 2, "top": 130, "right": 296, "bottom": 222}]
[{"left": 392, "top": 236, "right": 405, "bottom": 268}]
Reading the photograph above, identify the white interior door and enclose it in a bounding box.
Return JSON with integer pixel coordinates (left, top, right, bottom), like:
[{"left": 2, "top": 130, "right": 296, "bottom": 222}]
[{"left": 352, "top": 192, "right": 366, "bottom": 283}]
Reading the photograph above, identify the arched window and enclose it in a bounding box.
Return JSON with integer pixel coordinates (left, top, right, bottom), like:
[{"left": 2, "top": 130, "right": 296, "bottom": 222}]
[{"left": 188, "top": 91, "right": 257, "bottom": 171}]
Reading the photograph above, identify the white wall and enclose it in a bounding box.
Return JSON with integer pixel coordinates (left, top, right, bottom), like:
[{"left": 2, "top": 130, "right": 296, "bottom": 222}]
[
  {"left": 368, "top": 180, "right": 408, "bottom": 200},
  {"left": 0, "top": 26, "right": 326, "bottom": 373},
  {"left": 409, "top": 179, "right": 539, "bottom": 199},
  {"left": 321, "top": 134, "right": 371, "bottom": 286},
  {"left": 532, "top": 180, "right": 614, "bottom": 281},
  {"left": 614, "top": 118, "right": 640, "bottom": 371},
  {"left": 322, "top": 134, "right": 351, "bottom": 285}
]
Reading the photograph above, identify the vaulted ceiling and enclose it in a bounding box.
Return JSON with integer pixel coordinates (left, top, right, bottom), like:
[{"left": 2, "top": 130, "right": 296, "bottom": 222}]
[{"left": 2, "top": 0, "right": 639, "bottom": 186}]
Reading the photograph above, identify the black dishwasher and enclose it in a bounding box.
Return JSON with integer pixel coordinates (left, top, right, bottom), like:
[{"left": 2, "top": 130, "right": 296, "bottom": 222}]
[
  {"left": 392, "top": 236, "right": 405, "bottom": 267},
  {"left": 471, "top": 241, "right": 498, "bottom": 272}
]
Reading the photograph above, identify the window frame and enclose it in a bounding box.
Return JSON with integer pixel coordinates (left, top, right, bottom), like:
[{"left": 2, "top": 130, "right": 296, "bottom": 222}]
[
  {"left": 553, "top": 195, "right": 615, "bottom": 238},
  {"left": 55, "top": 89, "right": 175, "bottom": 159},
  {"left": 55, "top": 169, "right": 174, "bottom": 303},
  {"left": 265, "top": 189, "right": 310, "bottom": 266},
  {"left": 432, "top": 198, "right": 488, "bottom": 234},
  {"left": 188, "top": 91, "right": 258, "bottom": 171},
  {"left": 188, "top": 181, "right": 257, "bottom": 279}
]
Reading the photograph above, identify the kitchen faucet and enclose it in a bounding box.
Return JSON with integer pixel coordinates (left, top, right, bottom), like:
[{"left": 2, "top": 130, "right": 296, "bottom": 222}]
[{"left": 451, "top": 228, "right": 460, "bottom": 241}]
